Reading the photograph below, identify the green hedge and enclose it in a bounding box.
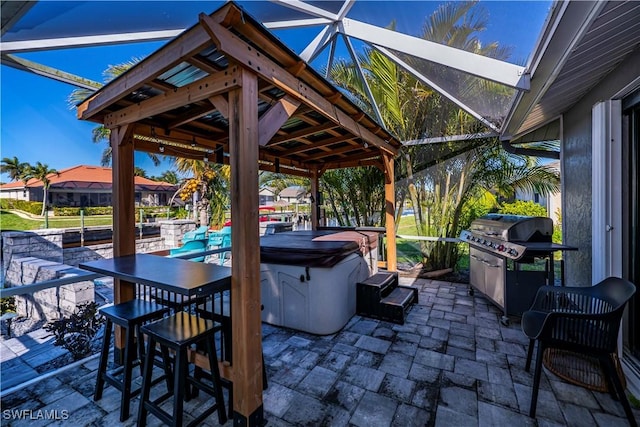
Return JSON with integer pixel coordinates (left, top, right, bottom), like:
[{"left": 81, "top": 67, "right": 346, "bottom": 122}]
[
  {"left": 53, "top": 206, "right": 113, "bottom": 216},
  {"left": 0, "top": 199, "right": 43, "bottom": 215},
  {"left": 498, "top": 200, "right": 547, "bottom": 217},
  {"left": 52, "top": 205, "right": 178, "bottom": 217}
]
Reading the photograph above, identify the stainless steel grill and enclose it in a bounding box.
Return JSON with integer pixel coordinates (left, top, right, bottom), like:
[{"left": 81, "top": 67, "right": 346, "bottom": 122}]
[{"left": 460, "top": 214, "right": 576, "bottom": 325}]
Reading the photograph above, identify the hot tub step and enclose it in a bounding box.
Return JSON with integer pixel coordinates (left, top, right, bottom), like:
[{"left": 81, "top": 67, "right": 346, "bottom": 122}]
[
  {"left": 356, "top": 271, "right": 399, "bottom": 318},
  {"left": 379, "top": 286, "right": 418, "bottom": 325}
]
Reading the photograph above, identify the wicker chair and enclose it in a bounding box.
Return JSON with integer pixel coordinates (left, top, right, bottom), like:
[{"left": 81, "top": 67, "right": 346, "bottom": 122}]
[{"left": 521, "top": 277, "right": 637, "bottom": 425}]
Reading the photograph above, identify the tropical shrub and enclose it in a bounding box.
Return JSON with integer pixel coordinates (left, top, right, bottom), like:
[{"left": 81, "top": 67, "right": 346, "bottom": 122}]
[
  {"left": 1, "top": 297, "right": 16, "bottom": 315},
  {"left": 44, "top": 302, "right": 105, "bottom": 360},
  {"left": 0, "top": 199, "right": 43, "bottom": 215},
  {"left": 498, "top": 200, "right": 547, "bottom": 217}
]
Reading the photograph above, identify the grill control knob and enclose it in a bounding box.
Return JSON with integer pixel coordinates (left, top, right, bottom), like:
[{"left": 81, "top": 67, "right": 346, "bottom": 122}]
[{"left": 498, "top": 244, "right": 505, "bottom": 251}]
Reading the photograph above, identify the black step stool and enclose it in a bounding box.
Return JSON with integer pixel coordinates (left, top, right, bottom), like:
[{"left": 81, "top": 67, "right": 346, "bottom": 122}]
[
  {"left": 137, "top": 311, "right": 227, "bottom": 427},
  {"left": 94, "top": 299, "right": 170, "bottom": 422},
  {"left": 356, "top": 271, "right": 418, "bottom": 324}
]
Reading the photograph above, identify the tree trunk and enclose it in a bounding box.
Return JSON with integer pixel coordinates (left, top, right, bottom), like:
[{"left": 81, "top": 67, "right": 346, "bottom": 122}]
[{"left": 41, "top": 187, "right": 48, "bottom": 216}]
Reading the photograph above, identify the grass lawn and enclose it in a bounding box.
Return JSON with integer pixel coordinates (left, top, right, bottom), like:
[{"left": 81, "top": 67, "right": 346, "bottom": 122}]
[
  {"left": 393, "top": 214, "right": 470, "bottom": 270},
  {"left": 0, "top": 210, "right": 113, "bottom": 231}
]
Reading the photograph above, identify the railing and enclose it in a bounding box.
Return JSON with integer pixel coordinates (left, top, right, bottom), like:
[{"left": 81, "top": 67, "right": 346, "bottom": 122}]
[
  {"left": 0, "top": 247, "right": 232, "bottom": 397},
  {"left": 0, "top": 248, "right": 230, "bottom": 300}
]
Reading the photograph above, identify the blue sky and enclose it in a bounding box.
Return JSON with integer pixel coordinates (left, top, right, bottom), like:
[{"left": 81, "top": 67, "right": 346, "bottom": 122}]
[{"left": 0, "top": 1, "right": 552, "bottom": 182}]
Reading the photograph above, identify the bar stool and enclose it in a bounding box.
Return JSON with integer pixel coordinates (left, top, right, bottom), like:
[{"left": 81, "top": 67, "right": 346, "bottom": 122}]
[
  {"left": 94, "top": 299, "right": 170, "bottom": 422},
  {"left": 193, "top": 297, "right": 268, "bottom": 419},
  {"left": 137, "top": 311, "right": 227, "bottom": 427}
]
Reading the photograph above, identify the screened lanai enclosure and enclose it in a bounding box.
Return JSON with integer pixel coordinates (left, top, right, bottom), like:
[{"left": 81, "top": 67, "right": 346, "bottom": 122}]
[{"left": 3, "top": 0, "right": 640, "bottom": 425}]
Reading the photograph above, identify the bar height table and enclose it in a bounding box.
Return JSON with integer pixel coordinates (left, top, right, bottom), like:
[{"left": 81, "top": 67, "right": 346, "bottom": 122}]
[
  {"left": 80, "top": 253, "right": 232, "bottom": 298},
  {"left": 80, "top": 253, "right": 232, "bottom": 367}
]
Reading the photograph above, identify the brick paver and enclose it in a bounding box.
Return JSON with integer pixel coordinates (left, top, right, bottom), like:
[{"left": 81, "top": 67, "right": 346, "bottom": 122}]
[{"left": 1, "top": 277, "right": 638, "bottom": 426}]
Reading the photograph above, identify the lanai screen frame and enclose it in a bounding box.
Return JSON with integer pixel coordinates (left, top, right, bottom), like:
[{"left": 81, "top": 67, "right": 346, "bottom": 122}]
[{"left": 76, "top": 2, "right": 402, "bottom": 424}]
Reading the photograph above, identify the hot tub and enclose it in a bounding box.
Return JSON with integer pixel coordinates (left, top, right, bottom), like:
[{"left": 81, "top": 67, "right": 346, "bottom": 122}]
[{"left": 260, "top": 231, "right": 372, "bottom": 335}]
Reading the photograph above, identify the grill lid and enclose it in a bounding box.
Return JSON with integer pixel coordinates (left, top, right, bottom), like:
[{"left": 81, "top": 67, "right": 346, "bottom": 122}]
[{"left": 469, "top": 214, "right": 553, "bottom": 242}]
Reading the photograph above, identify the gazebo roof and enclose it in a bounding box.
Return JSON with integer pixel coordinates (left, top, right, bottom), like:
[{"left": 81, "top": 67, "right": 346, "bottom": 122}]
[{"left": 77, "top": 1, "right": 402, "bottom": 177}]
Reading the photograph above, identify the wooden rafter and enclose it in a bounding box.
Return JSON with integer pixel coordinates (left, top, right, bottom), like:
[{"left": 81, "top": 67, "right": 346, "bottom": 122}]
[
  {"left": 198, "top": 13, "right": 397, "bottom": 156},
  {"left": 77, "top": 3, "right": 239, "bottom": 121},
  {"left": 166, "top": 103, "right": 221, "bottom": 129},
  {"left": 267, "top": 122, "right": 336, "bottom": 146},
  {"left": 104, "top": 70, "right": 240, "bottom": 128},
  {"left": 258, "top": 95, "right": 301, "bottom": 146}
]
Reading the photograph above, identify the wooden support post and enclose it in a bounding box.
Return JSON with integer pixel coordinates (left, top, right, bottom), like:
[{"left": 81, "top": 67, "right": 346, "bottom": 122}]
[
  {"left": 382, "top": 153, "right": 397, "bottom": 271},
  {"left": 228, "top": 67, "right": 264, "bottom": 426},
  {"left": 110, "top": 124, "right": 136, "bottom": 361},
  {"left": 310, "top": 170, "right": 320, "bottom": 230}
]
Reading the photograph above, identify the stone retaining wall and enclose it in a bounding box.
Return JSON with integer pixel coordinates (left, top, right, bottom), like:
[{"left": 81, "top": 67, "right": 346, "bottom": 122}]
[
  {"left": 7, "top": 257, "right": 95, "bottom": 321},
  {"left": 1, "top": 221, "right": 197, "bottom": 321}
]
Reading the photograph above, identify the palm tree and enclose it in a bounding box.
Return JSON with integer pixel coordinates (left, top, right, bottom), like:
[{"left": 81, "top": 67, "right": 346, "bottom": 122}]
[
  {"left": 174, "top": 159, "right": 230, "bottom": 227},
  {"left": 30, "top": 162, "right": 59, "bottom": 216},
  {"left": 1, "top": 157, "right": 28, "bottom": 181},
  {"left": 1, "top": 157, "right": 33, "bottom": 197},
  {"left": 134, "top": 167, "right": 148, "bottom": 178},
  {"left": 155, "top": 170, "right": 179, "bottom": 184},
  {"left": 68, "top": 59, "right": 160, "bottom": 167},
  {"left": 321, "top": 167, "right": 384, "bottom": 227}
]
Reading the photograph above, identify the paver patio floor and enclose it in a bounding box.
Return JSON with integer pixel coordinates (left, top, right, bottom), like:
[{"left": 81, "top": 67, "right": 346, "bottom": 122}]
[{"left": 1, "top": 277, "right": 638, "bottom": 426}]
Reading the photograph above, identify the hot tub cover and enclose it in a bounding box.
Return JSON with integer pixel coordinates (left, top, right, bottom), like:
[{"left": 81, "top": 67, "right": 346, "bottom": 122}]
[{"left": 260, "top": 231, "right": 361, "bottom": 267}]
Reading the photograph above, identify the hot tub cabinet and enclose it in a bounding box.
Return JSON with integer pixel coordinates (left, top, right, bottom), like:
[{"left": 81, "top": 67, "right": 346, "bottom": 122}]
[{"left": 260, "top": 231, "right": 372, "bottom": 335}]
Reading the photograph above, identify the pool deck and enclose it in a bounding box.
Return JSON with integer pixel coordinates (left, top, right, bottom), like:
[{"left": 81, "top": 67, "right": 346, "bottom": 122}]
[{"left": 1, "top": 277, "right": 638, "bottom": 426}]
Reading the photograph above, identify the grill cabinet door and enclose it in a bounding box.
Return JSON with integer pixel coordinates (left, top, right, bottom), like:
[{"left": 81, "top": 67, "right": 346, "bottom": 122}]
[
  {"left": 483, "top": 253, "right": 505, "bottom": 308},
  {"left": 469, "top": 248, "right": 485, "bottom": 294}
]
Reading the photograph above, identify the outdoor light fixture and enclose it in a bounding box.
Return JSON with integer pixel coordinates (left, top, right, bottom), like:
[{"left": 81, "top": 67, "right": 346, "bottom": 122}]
[{"left": 159, "top": 145, "right": 165, "bottom": 153}]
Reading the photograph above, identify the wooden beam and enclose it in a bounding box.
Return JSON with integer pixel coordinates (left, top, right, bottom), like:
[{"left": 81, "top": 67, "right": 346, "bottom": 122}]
[
  {"left": 209, "top": 95, "right": 229, "bottom": 119},
  {"left": 259, "top": 150, "right": 308, "bottom": 171},
  {"left": 310, "top": 170, "right": 319, "bottom": 229},
  {"left": 135, "top": 140, "right": 215, "bottom": 162},
  {"left": 323, "top": 157, "right": 381, "bottom": 170},
  {"left": 299, "top": 142, "right": 363, "bottom": 161},
  {"left": 258, "top": 163, "right": 311, "bottom": 177},
  {"left": 287, "top": 61, "right": 306, "bottom": 77},
  {"left": 77, "top": 3, "right": 237, "bottom": 121},
  {"left": 104, "top": 70, "right": 240, "bottom": 128},
  {"left": 198, "top": 13, "right": 398, "bottom": 156},
  {"left": 132, "top": 124, "right": 224, "bottom": 150},
  {"left": 382, "top": 153, "right": 397, "bottom": 271},
  {"left": 228, "top": 67, "right": 264, "bottom": 424},
  {"left": 268, "top": 122, "right": 335, "bottom": 146},
  {"left": 271, "top": 133, "right": 354, "bottom": 156},
  {"left": 166, "top": 103, "right": 220, "bottom": 129},
  {"left": 258, "top": 96, "right": 301, "bottom": 146},
  {"left": 187, "top": 54, "right": 225, "bottom": 74}
]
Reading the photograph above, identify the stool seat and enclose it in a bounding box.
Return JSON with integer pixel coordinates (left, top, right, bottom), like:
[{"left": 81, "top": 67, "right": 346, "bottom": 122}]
[
  {"left": 138, "top": 312, "right": 227, "bottom": 427},
  {"left": 142, "top": 311, "right": 220, "bottom": 346},
  {"left": 94, "top": 299, "right": 169, "bottom": 422},
  {"left": 100, "top": 299, "right": 169, "bottom": 324}
]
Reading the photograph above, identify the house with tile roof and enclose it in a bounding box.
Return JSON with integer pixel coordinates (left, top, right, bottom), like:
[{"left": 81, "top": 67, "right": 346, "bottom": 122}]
[{"left": 0, "top": 165, "right": 178, "bottom": 207}]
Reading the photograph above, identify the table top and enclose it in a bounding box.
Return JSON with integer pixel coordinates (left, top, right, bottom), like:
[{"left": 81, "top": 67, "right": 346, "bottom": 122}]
[{"left": 80, "top": 253, "right": 231, "bottom": 297}]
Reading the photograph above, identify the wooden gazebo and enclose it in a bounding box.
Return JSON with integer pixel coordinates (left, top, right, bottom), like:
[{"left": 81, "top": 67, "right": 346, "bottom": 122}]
[{"left": 77, "top": 2, "right": 402, "bottom": 424}]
